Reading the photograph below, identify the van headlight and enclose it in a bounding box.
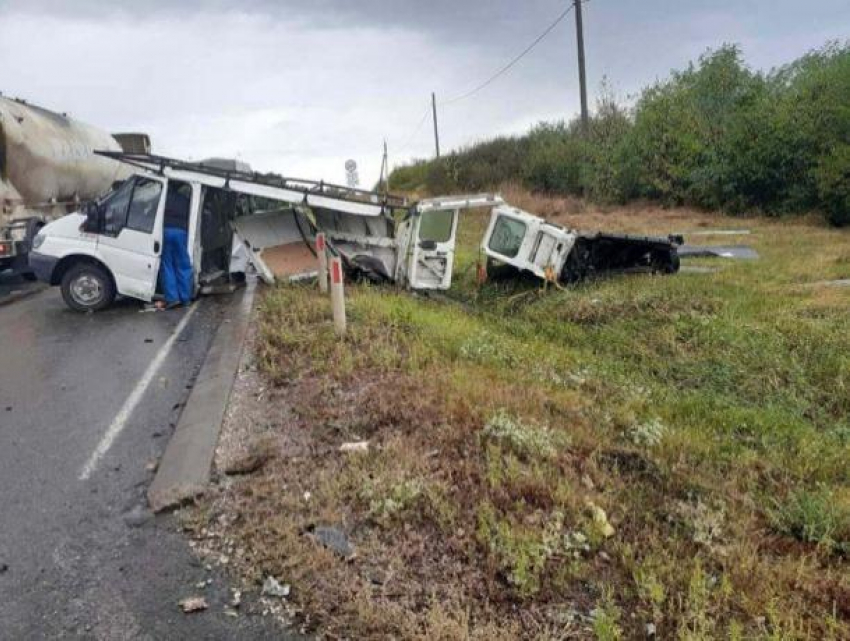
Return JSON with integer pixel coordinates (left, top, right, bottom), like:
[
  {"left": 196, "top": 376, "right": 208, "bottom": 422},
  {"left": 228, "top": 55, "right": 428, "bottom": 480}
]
[{"left": 31, "top": 233, "right": 45, "bottom": 250}]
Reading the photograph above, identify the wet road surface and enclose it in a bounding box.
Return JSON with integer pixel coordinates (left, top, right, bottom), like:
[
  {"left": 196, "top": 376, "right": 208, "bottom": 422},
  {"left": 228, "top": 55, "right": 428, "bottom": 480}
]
[
  {"left": 0, "top": 287, "right": 294, "bottom": 639},
  {"left": 0, "top": 270, "right": 43, "bottom": 302}
]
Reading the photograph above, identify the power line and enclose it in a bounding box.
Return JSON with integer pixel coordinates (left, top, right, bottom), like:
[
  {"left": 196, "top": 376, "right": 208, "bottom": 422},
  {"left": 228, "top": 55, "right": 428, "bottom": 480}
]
[
  {"left": 393, "top": 107, "right": 430, "bottom": 158},
  {"left": 390, "top": 2, "right": 584, "bottom": 165},
  {"left": 442, "top": 3, "right": 575, "bottom": 106}
]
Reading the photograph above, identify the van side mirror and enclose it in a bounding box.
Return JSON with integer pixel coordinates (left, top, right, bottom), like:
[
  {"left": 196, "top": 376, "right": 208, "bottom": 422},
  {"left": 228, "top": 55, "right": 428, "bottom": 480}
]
[{"left": 81, "top": 201, "right": 101, "bottom": 233}]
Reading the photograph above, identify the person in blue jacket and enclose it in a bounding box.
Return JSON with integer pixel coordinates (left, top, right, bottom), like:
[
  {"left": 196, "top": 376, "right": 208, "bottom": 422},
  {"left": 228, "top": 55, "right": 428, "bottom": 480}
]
[{"left": 157, "top": 185, "right": 193, "bottom": 309}]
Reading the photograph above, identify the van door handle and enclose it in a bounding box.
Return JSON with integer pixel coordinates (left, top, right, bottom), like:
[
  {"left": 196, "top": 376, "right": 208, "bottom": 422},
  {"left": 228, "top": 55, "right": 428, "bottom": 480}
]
[{"left": 154, "top": 241, "right": 161, "bottom": 254}]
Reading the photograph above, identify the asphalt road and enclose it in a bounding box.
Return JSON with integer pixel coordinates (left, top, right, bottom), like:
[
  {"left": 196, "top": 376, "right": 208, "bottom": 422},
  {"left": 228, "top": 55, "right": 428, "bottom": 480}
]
[
  {"left": 0, "top": 287, "right": 293, "bottom": 639},
  {"left": 0, "top": 270, "right": 43, "bottom": 302}
]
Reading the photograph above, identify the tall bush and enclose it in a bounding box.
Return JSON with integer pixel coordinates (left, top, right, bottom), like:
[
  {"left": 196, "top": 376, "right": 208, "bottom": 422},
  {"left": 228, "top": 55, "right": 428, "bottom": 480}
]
[{"left": 388, "top": 41, "right": 850, "bottom": 225}]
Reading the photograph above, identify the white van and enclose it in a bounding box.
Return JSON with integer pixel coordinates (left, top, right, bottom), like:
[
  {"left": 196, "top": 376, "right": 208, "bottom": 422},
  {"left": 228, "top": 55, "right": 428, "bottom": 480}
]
[
  {"left": 29, "top": 172, "right": 265, "bottom": 311},
  {"left": 28, "top": 153, "right": 501, "bottom": 311}
]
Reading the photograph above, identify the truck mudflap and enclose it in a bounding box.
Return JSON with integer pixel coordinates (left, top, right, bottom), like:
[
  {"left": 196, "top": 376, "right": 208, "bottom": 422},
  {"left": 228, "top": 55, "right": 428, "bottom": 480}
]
[{"left": 231, "top": 209, "right": 318, "bottom": 284}]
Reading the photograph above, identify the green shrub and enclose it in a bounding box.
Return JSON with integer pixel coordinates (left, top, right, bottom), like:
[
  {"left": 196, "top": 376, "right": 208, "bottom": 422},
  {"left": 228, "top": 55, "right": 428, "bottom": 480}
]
[
  {"left": 388, "top": 41, "right": 850, "bottom": 225},
  {"left": 814, "top": 144, "right": 850, "bottom": 226}
]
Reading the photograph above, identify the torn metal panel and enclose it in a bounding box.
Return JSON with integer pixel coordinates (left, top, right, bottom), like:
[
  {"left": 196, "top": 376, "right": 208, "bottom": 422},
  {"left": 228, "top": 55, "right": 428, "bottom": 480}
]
[
  {"left": 678, "top": 245, "right": 759, "bottom": 260},
  {"left": 321, "top": 193, "right": 503, "bottom": 290},
  {"left": 231, "top": 209, "right": 316, "bottom": 284}
]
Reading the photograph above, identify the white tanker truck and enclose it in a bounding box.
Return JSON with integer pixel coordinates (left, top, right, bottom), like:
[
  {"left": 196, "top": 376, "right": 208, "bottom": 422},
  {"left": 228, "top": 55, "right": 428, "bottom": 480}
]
[{"left": 0, "top": 95, "right": 148, "bottom": 277}]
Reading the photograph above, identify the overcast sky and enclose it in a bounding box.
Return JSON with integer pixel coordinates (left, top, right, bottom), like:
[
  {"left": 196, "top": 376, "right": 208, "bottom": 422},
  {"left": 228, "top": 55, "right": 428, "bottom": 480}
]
[{"left": 1, "top": 0, "right": 847, "bottom": 186}]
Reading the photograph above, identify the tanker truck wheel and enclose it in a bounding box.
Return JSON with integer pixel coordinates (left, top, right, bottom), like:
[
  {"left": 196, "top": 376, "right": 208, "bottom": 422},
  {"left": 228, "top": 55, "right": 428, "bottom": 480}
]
[{"left": 61, "top": 263, "right": 115, "bottom": 312}]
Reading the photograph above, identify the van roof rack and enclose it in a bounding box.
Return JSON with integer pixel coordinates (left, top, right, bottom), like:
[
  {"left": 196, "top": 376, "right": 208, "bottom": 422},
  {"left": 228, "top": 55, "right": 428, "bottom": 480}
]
[{"left": 94, "top": 150, "right": 410, "bottom": 211}]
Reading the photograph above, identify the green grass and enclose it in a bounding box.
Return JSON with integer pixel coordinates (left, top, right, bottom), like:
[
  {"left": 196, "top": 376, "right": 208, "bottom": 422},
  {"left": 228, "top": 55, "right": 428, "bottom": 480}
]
[{"left": 213, "top": 201, "right": 848, "bottom": 639}]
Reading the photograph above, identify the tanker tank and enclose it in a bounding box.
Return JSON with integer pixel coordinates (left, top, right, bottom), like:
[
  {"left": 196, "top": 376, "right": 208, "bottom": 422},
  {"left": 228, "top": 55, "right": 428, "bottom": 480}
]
[
  {"left": 0, "top": 96, "right": 129, "bottom": 220},
  {"left": 0, "top": 96, "right": 138, "bottom": 275}
]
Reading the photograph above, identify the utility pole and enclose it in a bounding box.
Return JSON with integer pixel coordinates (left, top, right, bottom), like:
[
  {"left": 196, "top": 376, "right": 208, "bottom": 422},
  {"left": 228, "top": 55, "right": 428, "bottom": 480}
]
[
  {"left": 380, "top": 139, "right": 389, "bottom": 194},
  {"left": 431, "top": 92, "right": 441, "bottom": 158},
  {"left": 573, "top": 0, "right": 589, "bottom": 130}
]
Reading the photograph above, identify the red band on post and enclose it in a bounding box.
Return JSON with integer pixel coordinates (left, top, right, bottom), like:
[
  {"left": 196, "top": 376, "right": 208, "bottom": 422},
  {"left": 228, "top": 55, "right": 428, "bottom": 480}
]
[{"left": 332, "top": 259, "right": 342, "bottom": 284}]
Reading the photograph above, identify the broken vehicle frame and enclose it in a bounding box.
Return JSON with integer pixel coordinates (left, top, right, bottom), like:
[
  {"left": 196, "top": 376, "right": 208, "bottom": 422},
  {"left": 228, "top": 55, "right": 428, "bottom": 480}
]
[
  {"left": 86, "top": 154, "right": 506, "bottom": 294},
  {"left": 481, "top": 203, "right": 682, "bottom": 284},
  {"left": 31, "top": 151, "right": 684, "bottom": 312}
]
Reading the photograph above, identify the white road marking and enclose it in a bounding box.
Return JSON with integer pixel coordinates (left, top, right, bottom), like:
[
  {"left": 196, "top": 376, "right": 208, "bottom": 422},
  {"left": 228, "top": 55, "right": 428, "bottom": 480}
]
[{"left": 78, "top": 305, "right": 199, "bottom": 481}]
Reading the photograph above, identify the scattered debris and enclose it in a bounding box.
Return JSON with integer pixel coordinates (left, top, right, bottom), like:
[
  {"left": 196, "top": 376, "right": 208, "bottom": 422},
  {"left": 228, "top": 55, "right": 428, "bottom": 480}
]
[
  {"left": 339, "top": 441, "right": 369, "bottom": 453},
  {"left": 647, "top": 622, "right": 657, "bottom": 637},
  {"left": 0, "top": 562, "right": 8, "bottom": 574},
  {"left": 262, "top": 576, "right": 291, "bottom": 598},
  {"left": 122, "top": 505, "right": 152, "bottom": 528},
  {"left": 221, "top": 438, "right": 275, "bottom": 475},
  {"left": 309, "top": 526, "right": 356, "bottom": 560},
  {"left": 145, "top": 459, "right": 158, "bottom": 472},
  {"left": 178, "top": 596, "right": 208, "bottom": 613},
  {"left": 678, "top": 244, "right": 759, "bottom": 259},
  {"left": 230, "top": 589, "right": 242, "bottom": 608}
]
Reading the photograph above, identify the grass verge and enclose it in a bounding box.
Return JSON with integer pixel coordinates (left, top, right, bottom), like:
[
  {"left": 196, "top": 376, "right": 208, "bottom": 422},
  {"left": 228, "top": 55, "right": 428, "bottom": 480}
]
[{"left": 193, "top": 195, "right": 849, "bottom": 639}]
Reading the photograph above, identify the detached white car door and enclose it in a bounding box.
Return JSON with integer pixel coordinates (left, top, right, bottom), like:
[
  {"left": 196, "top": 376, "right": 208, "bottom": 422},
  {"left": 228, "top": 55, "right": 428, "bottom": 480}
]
[
  {"left": 96, "top": 176, "right": 166, "bottom": 301},
  {"left": 408, "top": 194, "right": 503, "bottom": 290},
  {"left": 407, "top": 207, "right": 457, "bottom": 290}
]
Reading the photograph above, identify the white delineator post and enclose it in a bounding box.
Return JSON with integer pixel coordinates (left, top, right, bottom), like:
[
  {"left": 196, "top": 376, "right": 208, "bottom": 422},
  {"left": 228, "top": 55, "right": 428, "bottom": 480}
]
[
  {"left": 316, "top": 232, "right": 329, "bottom": 294},
  {"left": 330, "top": 254, "right": 346, "bottom": 335}
]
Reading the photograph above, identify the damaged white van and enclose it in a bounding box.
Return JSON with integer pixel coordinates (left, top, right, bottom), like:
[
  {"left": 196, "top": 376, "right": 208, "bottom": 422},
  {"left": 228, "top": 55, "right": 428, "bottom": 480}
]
[{"left": 29, "top": 152, "right": 498, "bottom": 311}]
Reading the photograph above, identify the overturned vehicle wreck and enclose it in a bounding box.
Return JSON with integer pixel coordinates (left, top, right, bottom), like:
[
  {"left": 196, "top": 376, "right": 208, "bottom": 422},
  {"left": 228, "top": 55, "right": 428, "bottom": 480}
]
[
  {"left": 482, "top": 204, "right": 682, "bottom": 284},
  {"left": 30, "top": 151, "right": 682, "bottom": 311},
  {"left": 29, "top": 151, "right": 502, "bottom": 310}
]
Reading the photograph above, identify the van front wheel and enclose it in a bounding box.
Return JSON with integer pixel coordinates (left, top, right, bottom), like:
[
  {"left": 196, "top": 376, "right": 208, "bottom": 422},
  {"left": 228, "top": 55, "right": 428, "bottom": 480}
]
[{"left": 61, "top": 263, "right": 115, "bottom": 312}]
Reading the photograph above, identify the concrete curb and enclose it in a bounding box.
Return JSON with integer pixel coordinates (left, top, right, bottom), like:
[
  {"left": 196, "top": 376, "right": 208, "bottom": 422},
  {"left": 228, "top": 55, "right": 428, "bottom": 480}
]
[{"left": 148, "top": 281, "right": 256, "bottom": 512}]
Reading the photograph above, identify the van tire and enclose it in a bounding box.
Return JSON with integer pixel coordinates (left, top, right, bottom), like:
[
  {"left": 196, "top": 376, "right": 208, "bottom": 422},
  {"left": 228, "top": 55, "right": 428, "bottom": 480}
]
[{"left": 60, "top": 263, "right": 116, "bottom": 312}]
